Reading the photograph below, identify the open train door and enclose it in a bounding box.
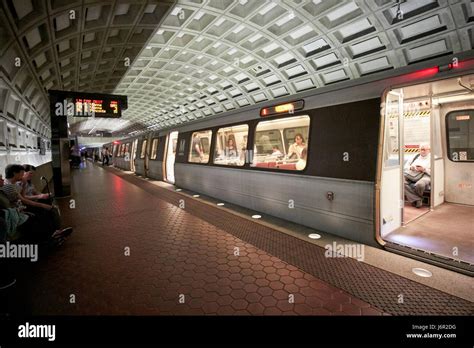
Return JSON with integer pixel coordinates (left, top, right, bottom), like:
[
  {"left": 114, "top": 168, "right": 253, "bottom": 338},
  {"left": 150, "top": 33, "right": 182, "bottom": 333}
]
[
  {"left": 164, "top": 131, "right": 178, "bottom": 184},
  {"left": 380, "top": 89, "right": 404, "bottom": 237}
]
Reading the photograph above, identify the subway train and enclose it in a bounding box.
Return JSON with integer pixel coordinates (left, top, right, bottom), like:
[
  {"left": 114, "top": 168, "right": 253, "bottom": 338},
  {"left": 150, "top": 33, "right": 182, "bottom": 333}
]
[{"left": 106, "top": 55, "right": 474, "bottom": 275}]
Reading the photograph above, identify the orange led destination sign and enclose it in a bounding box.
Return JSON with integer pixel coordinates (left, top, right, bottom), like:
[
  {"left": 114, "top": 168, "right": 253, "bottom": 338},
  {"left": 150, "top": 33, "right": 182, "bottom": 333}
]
[
  {"left": 74, "top": 97, "right": 122, "bottom": 118},
  {"left": 260, "top": 100, "right": 304, "bottom": 117}
]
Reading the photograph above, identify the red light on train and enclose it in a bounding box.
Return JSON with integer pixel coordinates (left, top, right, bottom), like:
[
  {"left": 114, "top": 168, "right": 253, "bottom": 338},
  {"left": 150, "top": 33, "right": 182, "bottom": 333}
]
[
  {"left": 260, "top": 100, "right": 304, "bottom": 117},
  {"left": 113, "top": 141, "right": 120, "bottom": 144},
  {"left": 409, "top": 67, "right": 439, "bottom": 79}
]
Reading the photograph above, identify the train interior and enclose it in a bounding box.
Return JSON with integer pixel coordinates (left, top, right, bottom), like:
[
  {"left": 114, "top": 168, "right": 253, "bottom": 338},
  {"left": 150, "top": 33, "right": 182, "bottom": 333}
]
[
  {"left": 380, "top": 73, "right": 474, "bottom": 266},
  {"left": 253, "top": 115, "right": 310, "bottom": 170},
  {"left": 164, "top": 131, "right": 178, "bottom": 183}
]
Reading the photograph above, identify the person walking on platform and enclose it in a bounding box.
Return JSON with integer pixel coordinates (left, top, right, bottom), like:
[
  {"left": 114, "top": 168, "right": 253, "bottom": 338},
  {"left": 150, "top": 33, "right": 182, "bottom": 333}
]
[{"left": 102, "top": 147, "right": 110, "bottom": 166}]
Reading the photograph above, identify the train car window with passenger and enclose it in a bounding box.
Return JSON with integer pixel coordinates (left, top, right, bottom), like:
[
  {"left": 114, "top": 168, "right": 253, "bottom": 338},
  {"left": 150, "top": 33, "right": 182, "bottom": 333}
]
[
  {"left": 150, "top": 138, "right": 159, "bottom": 160},
  {"left": 189, "top": 130, "right": 212, "bottom": 163},
  {"left": 446, "top": 110, "right": 474, "bottom": 161},
  {"left": 214, "top": 125, "right": 248, "bottom": 166},
  {"left": 253, "top": 115, "right": 310, "bottom": 171},
  {"left": 140, "top": 140, "right": 147, "bottom": 159}
]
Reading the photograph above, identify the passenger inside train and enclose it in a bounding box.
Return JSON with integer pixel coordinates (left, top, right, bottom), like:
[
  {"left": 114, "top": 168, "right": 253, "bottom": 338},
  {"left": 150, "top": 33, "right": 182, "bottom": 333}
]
[
  {"left": 253, "top": 115, "right": 310, "bottom": 170},
  {"left": 287, "top": 133, "right": 307, "bottom": 160},
  {"left": 189, "top": 131, "right": 211, "bottom": 163},
  {"left": 214, "top": 125, "right": 248, "bottom": 167},
  {"left": 404, "top": 144, "right": 431, "bottom": 208}
]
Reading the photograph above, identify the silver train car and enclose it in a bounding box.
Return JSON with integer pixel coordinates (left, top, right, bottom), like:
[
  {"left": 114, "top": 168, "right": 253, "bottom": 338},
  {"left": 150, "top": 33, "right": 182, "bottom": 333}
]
[{"left": 106, "top": 55, "right": 474, "bottom": 275}]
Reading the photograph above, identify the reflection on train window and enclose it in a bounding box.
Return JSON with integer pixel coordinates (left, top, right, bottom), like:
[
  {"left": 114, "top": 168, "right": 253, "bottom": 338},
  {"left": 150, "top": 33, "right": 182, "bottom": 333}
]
[
  {"left": 125, "top": 143, "right": 130, "bottom": 157},
  {"left": 119, "top": 144, "right": 125, "bottom": 157},
  {"left": 447, "top": 110, "right": 474, "bottom": 162},
  {"left": 150, "top": 138, "right": 159, "bottom": 160},
  {"left": 253, "top": 115, "right": 310, "bottom": 171},
  {"left": 175, "top": 138, "right": 181, "bottom": 155},
  {"left": 214, "top": 124, "right": 248, "bottom": 166},
  {"left": 140, "top": 140, "right": 147, "bottom": 159},
  {"left": 189, "top": 130, "right": 212, "bottom": 163}
]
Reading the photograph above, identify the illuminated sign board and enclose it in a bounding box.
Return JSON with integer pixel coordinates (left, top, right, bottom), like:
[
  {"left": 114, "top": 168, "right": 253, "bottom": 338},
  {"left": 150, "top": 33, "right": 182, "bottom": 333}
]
[
  {"left": 49, "top": 90, "right": 127, "bottom": 118},
  {"left": 260, "top": 100, "right": 304, "bottom": 117},
  {"left": 74, "top": 97, "right": 122, "bottom": 118}
]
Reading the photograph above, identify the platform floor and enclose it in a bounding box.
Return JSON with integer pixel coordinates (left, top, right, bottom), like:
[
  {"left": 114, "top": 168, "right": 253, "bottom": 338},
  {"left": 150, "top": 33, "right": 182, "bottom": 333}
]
[{"left": 8, "top": 163, "right": 473, "bottom": 316}]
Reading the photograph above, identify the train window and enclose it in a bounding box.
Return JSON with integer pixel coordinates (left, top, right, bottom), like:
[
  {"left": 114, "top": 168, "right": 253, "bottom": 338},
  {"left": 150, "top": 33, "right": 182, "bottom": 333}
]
[
  {"left": 150, "top": 138, "right": 159, "bottom": 160},
  {"left": 446, "top": 110, "right": 474, "bottom": 162},
  {"left": 140, "top": 140, "right": 147, "bottom": 159},
  {"left": 253, "top": 115, "right": 310, "bottom": 171},
  {"left": 214, "top": 124, "right": 248, "bottom": 166},
  {"left": 125, "top": 143, "right": 130, "bottom": 157},
  {"left": 189, "top": 130, "right": 212, "bottom": 163}
]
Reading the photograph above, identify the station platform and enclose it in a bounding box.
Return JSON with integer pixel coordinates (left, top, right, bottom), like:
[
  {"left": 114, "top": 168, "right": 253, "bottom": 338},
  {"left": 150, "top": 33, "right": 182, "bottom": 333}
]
[{"left": 8, "top": 162, "right": 473, "bottom": 316}]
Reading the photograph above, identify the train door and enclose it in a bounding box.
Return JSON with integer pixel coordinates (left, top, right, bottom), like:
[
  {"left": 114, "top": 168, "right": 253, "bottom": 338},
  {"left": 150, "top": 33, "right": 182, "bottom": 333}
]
[
  {"left": 144, "top": 135, "right": 150, "bottom": 177},
  {"left": 164, "top": 131, "right": 178, "bottom": 183},
  {"left": 381, "top": 74, "right": 474, "bottom": 271},
  {"left": 380, "top": 89, "right": 404, "bottom": 236},
  {"left": 130, "top": 139, "right": 138, "bottom": 172}
]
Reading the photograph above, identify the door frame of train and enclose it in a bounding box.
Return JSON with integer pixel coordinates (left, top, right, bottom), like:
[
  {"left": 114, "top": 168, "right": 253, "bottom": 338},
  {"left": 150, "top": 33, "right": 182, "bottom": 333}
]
[
  {"left": 130, "top": 139, "right": 138, "bottom": 172},
  {"left": 164, "top": 131, "right": 178, "bottom": 184},
  {"left": 377, "top": 89, "right": 404, "bottom": 241},
  {"left": 144, "top": 135, "right": 150, "bottom": 177}
]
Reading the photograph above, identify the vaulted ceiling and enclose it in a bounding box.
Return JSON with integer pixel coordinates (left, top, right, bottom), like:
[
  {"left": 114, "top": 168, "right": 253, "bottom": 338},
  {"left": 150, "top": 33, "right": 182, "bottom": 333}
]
[{"left": 1, "top": 0, "right": 473, "bottom": 139}]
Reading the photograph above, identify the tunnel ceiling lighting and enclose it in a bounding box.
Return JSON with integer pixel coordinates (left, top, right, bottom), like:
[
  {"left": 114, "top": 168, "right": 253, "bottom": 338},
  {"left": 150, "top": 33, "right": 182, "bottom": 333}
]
[
  {"left": 171, "top": 7, "right": 182, "bottom": 16},
  {"left": 214, "top": 18, "right": 225, "bottom": 27},
  {"left": 193, "top": 194, "right": 200, "bottom": 197},
  {"left": 260, "top": 100, "right": 304, "bottom": 117},
  {"left": 259, "top": 2, "right": 277, "bottom": 16},
  {"left": 308, "top": 233, "right": 321, "bottom": 239},
  {"left": 252, "top": 214, "right": 262, "bottom": 219},
  {"left": 194, "top": 11, "right": 205, "bottom": 20},
  {"left": 232, "top": 25, "right": 245, "bottom": 34},
  {"left": 217, "top": 202, "right": 225, "bottom": 206},
  {"left": 248, "top": 33, "right": 262, "bottom": 43},
  {"left": 175, "top": 188, "right": 182, "bottom": 191}
]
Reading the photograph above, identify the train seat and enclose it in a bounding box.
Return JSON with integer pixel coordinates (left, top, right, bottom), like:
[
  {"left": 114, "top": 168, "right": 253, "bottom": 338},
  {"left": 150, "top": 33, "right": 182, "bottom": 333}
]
[
  {"left": 277, "top": 163, "right": 296, "bottom": 170},
  {"left": 255, "top": 162, "right": 268, "bottom": 168}
]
